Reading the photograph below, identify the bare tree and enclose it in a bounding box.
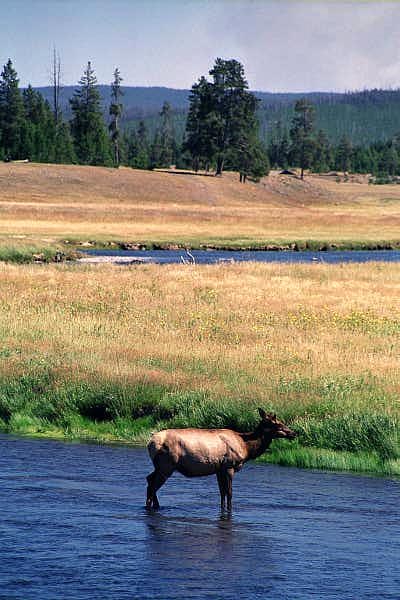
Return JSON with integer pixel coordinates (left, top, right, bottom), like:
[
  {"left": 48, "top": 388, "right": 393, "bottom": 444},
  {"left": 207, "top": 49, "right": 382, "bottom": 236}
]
[
  {"left": 109, "top": 67, "right": 123, "bottom": 167},
  {"left": 51, "top": 46, "right": 62, "bottom": 125}
]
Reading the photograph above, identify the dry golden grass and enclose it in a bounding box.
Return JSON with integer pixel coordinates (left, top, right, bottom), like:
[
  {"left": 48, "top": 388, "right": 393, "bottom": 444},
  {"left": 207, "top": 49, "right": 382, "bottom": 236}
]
[
  {"left": 1, "top": 162, "right": 400, "bottom": 248},
  {"left": 1, "top": 260, "right": 399, "bottom": 417}
]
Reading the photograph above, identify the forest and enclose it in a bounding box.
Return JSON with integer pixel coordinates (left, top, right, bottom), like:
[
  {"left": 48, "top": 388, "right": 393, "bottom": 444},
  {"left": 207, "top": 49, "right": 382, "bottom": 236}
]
[{"left": 2, "top": 56, "right": 400, "bottom": 182}]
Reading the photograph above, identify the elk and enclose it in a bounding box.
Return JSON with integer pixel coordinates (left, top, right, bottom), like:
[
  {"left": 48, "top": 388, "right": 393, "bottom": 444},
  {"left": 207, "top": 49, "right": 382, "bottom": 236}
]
[{"left": 146, "top": 409, "right": 296, "bottom": 511}]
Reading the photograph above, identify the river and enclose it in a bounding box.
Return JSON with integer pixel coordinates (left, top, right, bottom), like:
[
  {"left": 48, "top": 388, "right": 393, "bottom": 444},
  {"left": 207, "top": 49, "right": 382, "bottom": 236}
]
[
  {"left": 79, "top": 248, "right": 400, "bottom": 265},
  {"left": 0, "top": 435, "right": 399, "bottom": 599}
]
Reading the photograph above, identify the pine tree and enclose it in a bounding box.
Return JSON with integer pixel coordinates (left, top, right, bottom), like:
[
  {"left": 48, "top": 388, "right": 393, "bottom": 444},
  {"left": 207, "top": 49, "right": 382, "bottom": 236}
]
[
  {"left": 268, "top": 121, "right": 290, "bottom": 169},
  {"left": 228, "top": 93, "right": 269, "bottom": 182},
  {"left": 156, "top": 102, "right": 176, "bottom": 167},
  {"left": 289, "top": 99, "right": 315, "bottom": 179},
  {"left": 312, "top": 129, "right": 331, "bottom": 173},
  {"left": 352, "top": 146, "right": 373, "bottom": 174},
  {"left": 184, "top": 58, "right": 261, "bottom": 177},
  {"left": 232, "top": 136, "right": 270, "bottom": 182},
  {"left": 109, "top": 67, "right": 123, "bottom": 167},
  {"left": 277, "top": 132, "right": 290, "bottom": 170},
  {"left": 0, "top": 59, "right": 24, "bottom": 160},
  {"left": 70, "top": 61, "right": 112, "bottom": 166},
  {"left": 134, "top": 120, "right": 150, "bottom": 168},
  {"left": 22, "top": 85, "right": 57, "bottom": 162},
  {"left": 209, "top": 58, "right": 257, "bottom": 175},
  {"left": 184, "top": 76, "right": 217, "bottom": 171},
  {"left": 379, "top": 143, "right": 399, "bottom": 176},
  {"left": 54, "top": 121, "right": 76, "bottom": 164},
  {"left": 336, "top": 135, "right": 353, "bottom": 174}
]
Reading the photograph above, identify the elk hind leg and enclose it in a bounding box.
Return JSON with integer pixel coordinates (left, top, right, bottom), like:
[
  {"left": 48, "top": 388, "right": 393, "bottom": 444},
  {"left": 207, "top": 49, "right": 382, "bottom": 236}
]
[
  {"left": 146, "top": 454, "right": 174, "bottom": 509},
  {"left": 217, "top": 470, "right": 227, "bottom": 510},
  {"left": 146, "top": 471, "right": 158, "bottom": 509},
  {"left": 226, "top": 468, "right": 234, "bottom": 512}
]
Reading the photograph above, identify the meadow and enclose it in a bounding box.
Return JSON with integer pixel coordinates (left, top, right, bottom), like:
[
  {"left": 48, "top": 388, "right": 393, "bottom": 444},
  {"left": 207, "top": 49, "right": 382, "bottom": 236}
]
[
  {"left": 0, "top": 260, "right": 399, "bottom": 475},
  {"left": 1, "top": 162, "right": 400, "bottom": 258}
]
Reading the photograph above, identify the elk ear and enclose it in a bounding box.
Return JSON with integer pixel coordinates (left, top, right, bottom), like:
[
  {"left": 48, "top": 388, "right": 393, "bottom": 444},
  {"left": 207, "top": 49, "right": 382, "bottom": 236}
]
[
  {"left": 266, "top": 412, "right": 277, "bottom": 421},
  {"left": 258, "top": 408, "right": 267, "bottom": 420}
]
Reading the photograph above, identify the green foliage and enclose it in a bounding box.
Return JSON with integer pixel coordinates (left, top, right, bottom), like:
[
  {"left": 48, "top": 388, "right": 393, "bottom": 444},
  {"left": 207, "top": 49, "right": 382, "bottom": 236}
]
[
  {"left": 151, "top": 102, "right": 176, "bottom": 168},
  {"left": 335, "top": 135, "right": 353, "bottom": 173},
  {"left": 0, "top": 59, "right": 24, "bottom": 160},
  {"left": 3, "top": 57, "right": 400, "bottom": 179},
  {"left": 184, "top": 58, "right": 267, "bottom": 178},
  {"left": 312, "top": 129, "right": 331, "bottom": 172},
  {"left": 70, "top": 62, "right": 112, "bottom": 166},
  {"left": 184, "top": 75, "right": 219, "bottom": 171},
  {"left": 289, "top": 99, "right": 315, "bottom": 178},
  {"left": 268, "top": 121, "right": 290, "bottom": 169},
  {"left": 124, "top": 120, "right": 151, "bottom": 169},
  {"left": 0, "top": 246, "right": 59, "bottom": 263}
]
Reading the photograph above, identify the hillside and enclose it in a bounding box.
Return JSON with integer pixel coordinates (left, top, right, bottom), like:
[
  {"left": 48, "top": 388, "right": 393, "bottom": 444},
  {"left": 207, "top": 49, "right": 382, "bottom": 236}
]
[
  {"left": 36, "top": 85, "right": 400, "bottom": 145},
  {"left": 1, "top": 162, "right": 400, "bottom": 253}
]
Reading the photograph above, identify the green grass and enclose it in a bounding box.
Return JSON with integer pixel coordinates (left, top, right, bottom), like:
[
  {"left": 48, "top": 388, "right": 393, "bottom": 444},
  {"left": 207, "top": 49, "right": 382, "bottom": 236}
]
[
  {"left": 0, "top": 372, "right": 398, "bottom": 476},
  {"left": 63, "top": 237, "right": 400, "bottom": 251},
  {"left": 2, "top": 237, "right": 400, "bottom": 259},
  {"left": 0, "top": 245, "right": 78, "bottom": 263},
  {"left": 258, "top": 444, "right": 400, "bottom": 476}
]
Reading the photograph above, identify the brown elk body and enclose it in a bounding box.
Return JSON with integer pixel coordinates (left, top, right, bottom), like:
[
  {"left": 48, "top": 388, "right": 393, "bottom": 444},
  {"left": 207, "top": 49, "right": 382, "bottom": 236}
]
[{"left": 146, "top": 409, "right": 296, "bottom": 511}]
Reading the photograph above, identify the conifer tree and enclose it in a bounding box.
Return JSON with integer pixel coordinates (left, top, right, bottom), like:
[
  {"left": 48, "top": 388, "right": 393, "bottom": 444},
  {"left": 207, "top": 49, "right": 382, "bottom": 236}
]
[
  {"left": 70, "top": 61, "right": 112, "bottom": 166},
  {"left": 228, "top": 93, "right": 269, "bottom": 182},
  {"left": 289, "top": 99, "right": 315, "bottom": 179},
  {"left": 209, "top": 58, "right": 257, "bottom": 175},
  {"left": 378, "top": 143, "right": 399, "bottom": 176},
  {"left": 184, "top": 58, "right": 261, "bottom": 177},
  {"left": 312, "top": 129, "right": 331, "bottom": 173},
  {"left": 335, "top": 135, "right": 353, "bottom": 174},
  {"left": 268, "top": 121, "right": 290, "bottom": 169},
  {"left": 135, "top": 120, "right": 150, "bottom": 168},
  {"left": 158, "top": 101, "right": 176, "bottom": 167},
  {"left": 184, "top": 76, "right": 217, "bottom": 171},
  {"left": 0, "top": 59, "right": 24, "bottom": 160},
  {"left": 21, "top": 85, "right": 56, "bottom": 162}
]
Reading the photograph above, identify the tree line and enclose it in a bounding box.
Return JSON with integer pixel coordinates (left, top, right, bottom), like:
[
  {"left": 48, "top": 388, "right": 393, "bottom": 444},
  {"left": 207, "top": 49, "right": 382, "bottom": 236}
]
[{"left": 1, "top": 56, "right": 400, "bottom": 182}]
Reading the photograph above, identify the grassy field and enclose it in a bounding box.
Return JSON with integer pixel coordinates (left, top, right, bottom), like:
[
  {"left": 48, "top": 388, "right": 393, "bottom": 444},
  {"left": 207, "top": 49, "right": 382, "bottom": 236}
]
[
  {"left": 0, "top": 260, "right": 399, "bottom": 475},
  {"left": 1, "top": 162, "right": 400, "bottom": 257}
]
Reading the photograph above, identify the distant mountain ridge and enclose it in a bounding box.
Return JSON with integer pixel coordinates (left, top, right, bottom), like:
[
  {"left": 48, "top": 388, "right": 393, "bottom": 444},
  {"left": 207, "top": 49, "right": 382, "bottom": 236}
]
[{"left": 34, "top": 85, "right": 400, "bottom": 146}]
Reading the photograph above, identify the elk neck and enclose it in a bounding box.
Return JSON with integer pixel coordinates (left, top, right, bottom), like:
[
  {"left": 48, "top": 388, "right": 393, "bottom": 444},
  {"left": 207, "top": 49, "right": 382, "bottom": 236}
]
[{"left": 239, "top": 427, "right": 274, "bottom": 461}]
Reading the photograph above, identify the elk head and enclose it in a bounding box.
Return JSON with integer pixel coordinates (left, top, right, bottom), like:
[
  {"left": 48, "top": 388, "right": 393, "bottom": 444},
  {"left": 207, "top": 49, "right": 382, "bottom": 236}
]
[{"left": 258, "top": 408, "right": 297, "bottom": 440}]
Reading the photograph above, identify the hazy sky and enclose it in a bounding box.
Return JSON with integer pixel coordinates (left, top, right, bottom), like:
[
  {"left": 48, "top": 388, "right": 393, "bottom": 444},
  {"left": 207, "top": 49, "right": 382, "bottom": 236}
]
[{"left": 2, "top": 0, "right": 400, "bottom": 92}]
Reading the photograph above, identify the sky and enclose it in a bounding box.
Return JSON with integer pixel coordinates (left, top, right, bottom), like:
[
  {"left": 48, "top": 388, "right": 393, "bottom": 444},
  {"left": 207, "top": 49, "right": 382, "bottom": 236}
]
[{"left": 2, "top": 0, "right": 400, "bottom": 92}]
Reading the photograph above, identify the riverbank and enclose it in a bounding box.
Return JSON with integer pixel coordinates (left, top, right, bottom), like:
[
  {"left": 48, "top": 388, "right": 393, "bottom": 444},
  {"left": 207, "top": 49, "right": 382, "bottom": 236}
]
[
  {"left": 0, "top": 261, "right": 398, "bottom": 475},
  {"left": 2, "top": 385, "right": 398, "bottom": 476},
  {"left": 2, "top": 240, "right": 400, "bottom": 266}
]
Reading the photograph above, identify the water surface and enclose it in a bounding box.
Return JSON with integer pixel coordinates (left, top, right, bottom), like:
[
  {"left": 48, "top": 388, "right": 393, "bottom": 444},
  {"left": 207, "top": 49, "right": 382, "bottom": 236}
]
[
  {"left": 81, "top": 248, "right": 400, "bottom": 265},
  {"left": 0, "top": 435, "right": 399, "bottom": 599}
]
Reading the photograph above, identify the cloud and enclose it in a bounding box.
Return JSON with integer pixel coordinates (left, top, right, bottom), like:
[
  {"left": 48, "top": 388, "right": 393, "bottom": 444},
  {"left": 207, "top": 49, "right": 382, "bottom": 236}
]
[{"left": 203, "top": 0, "right": 400, "bottom": 91}]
